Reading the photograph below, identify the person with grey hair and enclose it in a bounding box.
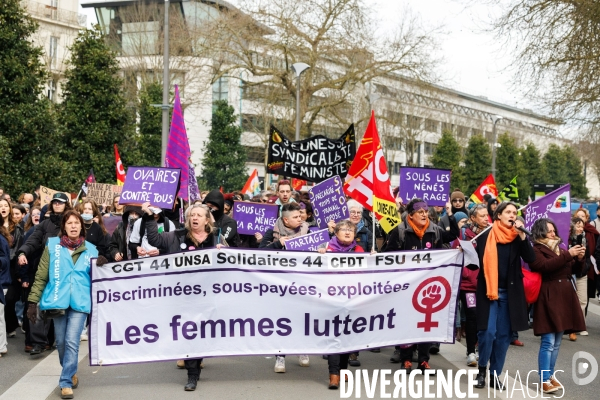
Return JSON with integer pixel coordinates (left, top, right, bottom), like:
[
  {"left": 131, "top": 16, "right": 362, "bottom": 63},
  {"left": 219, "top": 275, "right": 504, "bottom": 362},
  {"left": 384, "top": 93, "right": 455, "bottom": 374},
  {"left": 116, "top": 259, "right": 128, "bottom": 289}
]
[
  {"left": 346, "top": 199, "right": 374, "bottom": 252},
  {"left": 529, "top": 217, "right": 586, "bottom": 394}
]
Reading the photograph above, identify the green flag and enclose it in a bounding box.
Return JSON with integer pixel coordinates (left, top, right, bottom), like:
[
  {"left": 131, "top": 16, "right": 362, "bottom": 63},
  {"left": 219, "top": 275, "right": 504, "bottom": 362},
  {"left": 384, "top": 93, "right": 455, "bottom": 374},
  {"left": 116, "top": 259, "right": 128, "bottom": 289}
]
[{"left": 498, "top": 176, "right": 519, "bottom": 202}]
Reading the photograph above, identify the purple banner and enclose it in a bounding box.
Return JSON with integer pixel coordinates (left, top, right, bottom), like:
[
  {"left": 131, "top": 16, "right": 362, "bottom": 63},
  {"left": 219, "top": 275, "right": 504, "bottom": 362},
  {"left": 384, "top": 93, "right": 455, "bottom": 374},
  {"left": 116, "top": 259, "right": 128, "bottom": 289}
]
[
  {"left": 522, "top": 184, "right": 571, "bottom": 241},
  {"left": 119, "top": 166, "right": 181, "bottom": 209},
  {"left": 232, "top": 201, "right": 279, "bottom": 235},
  {"left": 284, "top": 229, "right": 329, "bottom": 251},
  {"left": 399, "top": 167, "right": 451, "bottom": 206},
  {"left": 308, "top": 176, "right": 349, "bottom": 229}
]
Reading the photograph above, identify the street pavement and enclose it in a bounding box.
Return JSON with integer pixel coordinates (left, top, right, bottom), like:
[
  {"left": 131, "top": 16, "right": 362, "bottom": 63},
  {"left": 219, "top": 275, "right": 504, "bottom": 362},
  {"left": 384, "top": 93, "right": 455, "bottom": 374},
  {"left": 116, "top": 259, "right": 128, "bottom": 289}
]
[{"left": 1, "top": 301, "right": 600, "bottom": 400}]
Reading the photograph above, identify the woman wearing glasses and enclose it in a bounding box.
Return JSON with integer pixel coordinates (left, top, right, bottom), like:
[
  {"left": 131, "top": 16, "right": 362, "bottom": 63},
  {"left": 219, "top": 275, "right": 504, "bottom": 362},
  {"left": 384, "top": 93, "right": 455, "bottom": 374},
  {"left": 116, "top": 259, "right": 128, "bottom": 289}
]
[{"left": 317, "top": 219, "right": 364, "bottom": 389}]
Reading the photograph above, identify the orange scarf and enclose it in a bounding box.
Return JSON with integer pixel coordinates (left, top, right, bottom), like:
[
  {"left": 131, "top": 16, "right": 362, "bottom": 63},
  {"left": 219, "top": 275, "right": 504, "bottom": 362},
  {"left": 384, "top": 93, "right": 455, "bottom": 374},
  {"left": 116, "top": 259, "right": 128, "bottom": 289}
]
[
  {"left": 483, "top": 221, "right": 518, "bottom": 300},
  {"left": 407, "top": 216, "right": 430, "bottom": 240}
]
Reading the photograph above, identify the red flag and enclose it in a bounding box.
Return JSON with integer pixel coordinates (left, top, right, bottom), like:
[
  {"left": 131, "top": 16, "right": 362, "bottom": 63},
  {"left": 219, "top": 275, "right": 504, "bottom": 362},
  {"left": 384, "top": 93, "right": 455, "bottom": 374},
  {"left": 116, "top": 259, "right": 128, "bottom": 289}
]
[
  {"left": 292, "top": 178, "right": 306, "bottom": 191},
  {"left": 343, "top": 111, "right": 399, "bottom": 233},
  {"left": 469, "top": 174, "right": 497, "bottom": 203},
  {"left": 114, "top": 144, "right": 126, "bottom": 186},
  {"left": 241, "top": 169, "right": 261, "bottom": 196},
  {"left": 81, "top": 168, "right": 96, "bottom": 195}
]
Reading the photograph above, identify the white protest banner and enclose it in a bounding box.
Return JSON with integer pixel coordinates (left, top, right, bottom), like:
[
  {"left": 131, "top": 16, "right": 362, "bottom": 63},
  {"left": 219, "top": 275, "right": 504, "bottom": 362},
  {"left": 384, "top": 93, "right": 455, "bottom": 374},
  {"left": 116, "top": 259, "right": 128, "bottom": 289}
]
[
  {"left": 39, "top": 186, "right": 70, "bottom": 207},
  {"left": 90, "top": 248, "right": 462, "bottom": 366},
  {"left": 87, "top": 183, "right": 123, "bottom": 206}
]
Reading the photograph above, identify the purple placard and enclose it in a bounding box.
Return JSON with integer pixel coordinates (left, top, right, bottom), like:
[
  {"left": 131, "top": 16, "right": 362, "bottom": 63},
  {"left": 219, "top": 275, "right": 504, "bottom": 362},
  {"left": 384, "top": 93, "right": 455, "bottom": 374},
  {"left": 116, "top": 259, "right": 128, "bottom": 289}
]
[
  {"left": 399, "top": 167, "right": 451, "bottom": 206},
  {"left": 308, "top": 176, "right": 349, "bottom": 229},
  {"left": 285, "top": 229, "right": 329, "bottom": 251},
  {"left": 119, "top": 166, "right": 181, "bottom": 209},
  {"left": 523, "top": 184, "right": 571, "bottom": 242},
  {"left": 232, "top": 201, "right": 279, "bottom": 235}
]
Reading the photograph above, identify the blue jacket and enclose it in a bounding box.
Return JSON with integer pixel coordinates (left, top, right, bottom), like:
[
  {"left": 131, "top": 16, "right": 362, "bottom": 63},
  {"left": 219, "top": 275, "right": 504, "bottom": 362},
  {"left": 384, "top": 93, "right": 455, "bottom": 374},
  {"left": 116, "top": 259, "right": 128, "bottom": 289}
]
[
  {"left": 0, "top": 235, "right": 11, "bottom": 292},
  {"left": 29, "top": 238, "right": 97, "bottom": 313}
]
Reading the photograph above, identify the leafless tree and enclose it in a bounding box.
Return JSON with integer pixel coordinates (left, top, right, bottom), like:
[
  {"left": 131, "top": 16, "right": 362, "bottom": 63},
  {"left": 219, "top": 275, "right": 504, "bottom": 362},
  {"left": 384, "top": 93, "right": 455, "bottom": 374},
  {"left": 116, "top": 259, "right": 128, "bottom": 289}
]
[{"left": 490, "top": 0, "right": 600, "bottom": 124}]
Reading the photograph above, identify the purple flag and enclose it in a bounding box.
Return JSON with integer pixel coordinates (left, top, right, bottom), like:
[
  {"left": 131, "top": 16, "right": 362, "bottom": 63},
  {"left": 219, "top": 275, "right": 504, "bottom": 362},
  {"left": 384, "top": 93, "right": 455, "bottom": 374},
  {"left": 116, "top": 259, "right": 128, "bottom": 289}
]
[
  {"left": 165, "top": 85, "right": 192, "bottom": 200},
  {"left": 522, "top": 184, "right": 571, "bottom": 241},
  {"left": 188, "top": 161, "right": 201, "bottom": 203}
]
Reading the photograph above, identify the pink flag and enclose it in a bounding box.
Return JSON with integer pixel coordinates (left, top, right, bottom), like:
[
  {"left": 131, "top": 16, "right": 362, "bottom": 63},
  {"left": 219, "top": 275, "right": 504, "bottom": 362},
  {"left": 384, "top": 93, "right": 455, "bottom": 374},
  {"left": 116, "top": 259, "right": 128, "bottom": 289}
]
[{"left": 165, "top": 85, "right": 198, "bottom": 201}]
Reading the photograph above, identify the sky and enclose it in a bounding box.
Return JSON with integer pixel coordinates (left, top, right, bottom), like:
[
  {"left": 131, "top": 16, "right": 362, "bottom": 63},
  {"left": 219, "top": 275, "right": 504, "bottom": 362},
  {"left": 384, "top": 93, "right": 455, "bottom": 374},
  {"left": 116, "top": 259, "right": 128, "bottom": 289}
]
[{"left": 78, "top": 0, "right": 531, "bottom": 112}]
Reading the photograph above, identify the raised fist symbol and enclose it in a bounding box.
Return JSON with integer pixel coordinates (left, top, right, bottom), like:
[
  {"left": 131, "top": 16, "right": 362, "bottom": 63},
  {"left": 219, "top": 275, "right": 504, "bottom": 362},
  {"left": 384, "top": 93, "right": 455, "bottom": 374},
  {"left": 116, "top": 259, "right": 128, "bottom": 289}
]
[{"left": 421, "top": 284, "right": 442, "bottom": 307}]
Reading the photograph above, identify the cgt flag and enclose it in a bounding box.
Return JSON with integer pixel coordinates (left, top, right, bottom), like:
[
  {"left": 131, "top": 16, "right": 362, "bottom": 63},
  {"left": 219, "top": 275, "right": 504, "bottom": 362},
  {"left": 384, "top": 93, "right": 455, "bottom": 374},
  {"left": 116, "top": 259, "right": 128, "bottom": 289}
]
[
  {"left": 292, "top": 178, "right": 306, "bottom": 191},
  {"left": 469, "top": 174, "right": 498, "bottom": 203},
  {"left": 343, "top": 111, "right": 400, "bottom": 233},
  {"left": 114, "top": 144, "right": 126, "bottom": 186},
  {"left": 241, "top": 169, "right": 261, "bottom": 197},
  {"left": 498, "top": 176, "right": 519, "bottom": 202}
]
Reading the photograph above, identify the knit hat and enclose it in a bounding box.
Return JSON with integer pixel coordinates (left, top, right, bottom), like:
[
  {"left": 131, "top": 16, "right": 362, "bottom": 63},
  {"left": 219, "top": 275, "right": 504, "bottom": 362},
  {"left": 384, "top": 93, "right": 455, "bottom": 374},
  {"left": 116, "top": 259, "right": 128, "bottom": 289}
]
[
  {"left": 450, "top": 190, "right": 466, "bottom": 202},
  {"left": 454, "top": 211, "right": 468, "bottom": 222}
]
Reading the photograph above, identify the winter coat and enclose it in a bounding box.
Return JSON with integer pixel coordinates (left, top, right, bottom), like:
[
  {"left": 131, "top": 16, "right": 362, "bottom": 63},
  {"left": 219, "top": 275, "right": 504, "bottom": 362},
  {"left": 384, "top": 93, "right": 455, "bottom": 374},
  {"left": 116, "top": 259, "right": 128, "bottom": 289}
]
[
  {"left": 459, "top": 225, "right": 479, "bottom": 292},
  {"left": 383, "top": 220, "right": 444, "bottom": 251},
  {"left": 83, "top": 221, "right": 108, "bottom": 258},
  {"left": 17, "top": 214, "right": 63, "bottom": 279},
  {"left": 0, "top": 235, "right": 11, "bottom": 291},
  {"left": 203, "top": 190, "right": 241, "bottom": 247},
  {"left": 28, "top": 238, "right": 98, "bottom": 313},
  {"left": 145, "top": 218, "right": 223, "bottom": 254},
  {"left": 529, "top": 243, "right": 586, "bottom": 335},
  {"left": 355, "top": 223, "right": 374, "bottom": 252},
  {"left": 475, "top": 230, "right": 535, "bottom": 332},
  {"left": 108, "top": 206, "right": 142, "bottom": 261}
]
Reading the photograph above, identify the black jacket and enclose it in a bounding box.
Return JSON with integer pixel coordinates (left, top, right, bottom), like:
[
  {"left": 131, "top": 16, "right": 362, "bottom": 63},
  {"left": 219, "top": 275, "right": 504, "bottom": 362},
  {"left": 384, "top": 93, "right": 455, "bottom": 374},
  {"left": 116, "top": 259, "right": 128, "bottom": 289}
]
[
  {"left": 203, "top": 190, "right": 240, "bottom": 247},
  {"left": 145, "top": 218, "right": 220, "bottom": 254},
  {"left": 18, "top": 214, "right": 62, "bottom": 264},
  {"left": 383, "top": 220, "right": 445, "bottom": 251},
  {"left": 83, "top": 221, "right": 108, "bottom": 258},
  {"left": 475, "top": 229, "right": 536, "bottom": 332},
  {"left": 108, "top": 207, "right": 142, "bottom": 261}
]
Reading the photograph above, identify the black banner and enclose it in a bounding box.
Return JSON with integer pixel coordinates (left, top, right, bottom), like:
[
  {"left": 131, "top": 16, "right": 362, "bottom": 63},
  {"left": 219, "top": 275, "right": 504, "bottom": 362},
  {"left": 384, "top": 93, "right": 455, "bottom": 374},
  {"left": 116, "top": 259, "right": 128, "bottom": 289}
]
[{"left": 266, "top": 125, "right": 356, "bottom": 182}]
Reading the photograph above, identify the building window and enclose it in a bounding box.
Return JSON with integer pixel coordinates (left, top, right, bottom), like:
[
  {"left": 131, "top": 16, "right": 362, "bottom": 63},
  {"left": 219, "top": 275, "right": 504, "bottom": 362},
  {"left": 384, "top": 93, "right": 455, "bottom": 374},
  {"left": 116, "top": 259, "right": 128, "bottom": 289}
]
[
  {"left": 47, "top": 79, "right": 57, "bottom": 102},
  {"left": 387, "top": 162, "right": 402, "bottom": 175},
  {"left": 49, "top": 36, "right": 58, "bottom": 70},
  {"left": 244, "top": 146, "right": 265, "bottom": 163},
  {"left": 472, "top": 128, "right": 483, "bottom": 136},
  {"left": 424, "top": 141, "right": 437, "bottom": 155},
  {"left": 456, "top": 125, "right": 469, "bottom": 138},
  {"left": 212, "top": 76, "right": 229, "bottom": 104},
  {"left": 441, "top": 122, "right": 453, "bottom": 133},
  {"left": 122, "top": 21, "right": 160, "bottom": 56},
  {"left": 425, "top": 118, "right": 439, "bottom": 133},
  {"left": 49, "top": 0, "right": 59, "bottom": 20}
]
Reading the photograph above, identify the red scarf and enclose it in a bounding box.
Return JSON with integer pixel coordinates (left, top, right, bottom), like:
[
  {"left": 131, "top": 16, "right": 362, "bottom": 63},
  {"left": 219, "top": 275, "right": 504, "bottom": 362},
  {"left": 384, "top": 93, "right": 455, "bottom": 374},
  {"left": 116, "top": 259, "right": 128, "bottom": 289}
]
[{"left": 60, "top": 235, "right": 85, "bottom": 251}]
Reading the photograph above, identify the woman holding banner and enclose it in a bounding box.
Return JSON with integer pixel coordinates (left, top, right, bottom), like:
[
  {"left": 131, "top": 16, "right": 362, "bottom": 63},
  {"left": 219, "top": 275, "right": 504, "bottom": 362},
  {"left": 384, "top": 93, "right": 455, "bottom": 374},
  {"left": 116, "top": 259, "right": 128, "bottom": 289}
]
[
  {"left": 27, "top": 211, "right": 98, "bottom": 399},
  {"left": 142, "top": 202, "right": 225, "bottom": 391},
  {"left": 473, "top": 201, "right": 535, "bottom": 390},
  {"left": 317, "top": 219, "right": 363, "bottom": 389}
]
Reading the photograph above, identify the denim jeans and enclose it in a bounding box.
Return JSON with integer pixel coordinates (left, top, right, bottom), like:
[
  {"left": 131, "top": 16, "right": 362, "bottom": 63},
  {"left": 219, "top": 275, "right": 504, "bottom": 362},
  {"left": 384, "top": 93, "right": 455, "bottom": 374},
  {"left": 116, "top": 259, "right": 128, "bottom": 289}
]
[
  {"left": 539, "top": 332, "right": 563, "bottom": 382},
  {"left": 53, "top": 309, "right": 88, "bottom": 388},
  {"left": 477, "top": 289, "right": 511, "bottom": 377}
]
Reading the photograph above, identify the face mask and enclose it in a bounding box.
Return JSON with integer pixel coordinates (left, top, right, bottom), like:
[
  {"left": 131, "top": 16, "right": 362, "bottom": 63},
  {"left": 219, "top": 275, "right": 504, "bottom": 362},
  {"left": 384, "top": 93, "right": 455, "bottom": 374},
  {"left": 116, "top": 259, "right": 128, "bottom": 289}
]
[
  {"left": 128, "top": 215, "right": 138, "bottom": 222},
  {"left": 81, "top": 213, "right": 94, "bottom": 222}
]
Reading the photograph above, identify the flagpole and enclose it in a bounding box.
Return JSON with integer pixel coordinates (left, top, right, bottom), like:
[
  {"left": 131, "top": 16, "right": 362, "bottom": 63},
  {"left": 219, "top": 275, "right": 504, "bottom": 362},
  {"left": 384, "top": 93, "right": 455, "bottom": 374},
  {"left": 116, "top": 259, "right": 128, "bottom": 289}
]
[{"left": 73, "top": 190, "right": 83, "bottom": 206}]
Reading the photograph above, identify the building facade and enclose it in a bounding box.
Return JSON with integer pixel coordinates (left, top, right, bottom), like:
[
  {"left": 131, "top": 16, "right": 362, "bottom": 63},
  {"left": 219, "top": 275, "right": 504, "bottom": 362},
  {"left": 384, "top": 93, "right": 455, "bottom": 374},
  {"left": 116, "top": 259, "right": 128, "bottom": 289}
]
[
  {"left": 82, "top": 0, "right": 598, "bottom": 198},
  {"left": 22, "top": 0, "right": 87, "bottom": 101}
]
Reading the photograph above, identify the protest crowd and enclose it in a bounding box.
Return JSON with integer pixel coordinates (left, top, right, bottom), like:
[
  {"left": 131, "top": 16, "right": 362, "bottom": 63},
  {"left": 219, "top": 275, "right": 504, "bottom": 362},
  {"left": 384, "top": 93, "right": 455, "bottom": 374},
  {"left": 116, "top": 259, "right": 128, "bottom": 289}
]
[{"left": 1, "top": 116, "right": 599, "bottom": 400}]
